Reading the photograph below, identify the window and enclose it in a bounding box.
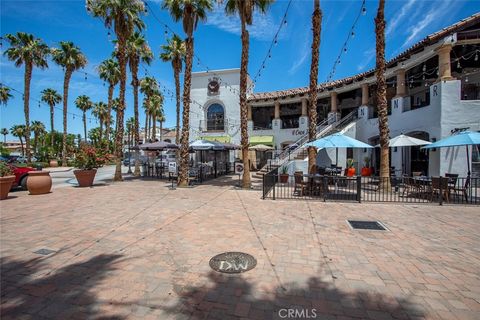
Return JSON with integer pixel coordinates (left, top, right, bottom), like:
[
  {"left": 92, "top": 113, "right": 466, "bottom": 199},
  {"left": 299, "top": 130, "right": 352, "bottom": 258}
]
[{"left": 207, "top": 103, "right": 224, "bottom": 131}]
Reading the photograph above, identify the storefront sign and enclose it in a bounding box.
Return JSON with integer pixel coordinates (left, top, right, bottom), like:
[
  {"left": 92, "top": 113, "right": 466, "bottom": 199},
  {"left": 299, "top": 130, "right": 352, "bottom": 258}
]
[
  {"left": 292, "top": 129, "right": 306, "bottom": 136},
  {"left": 234, "top": 162, "right": 244, "bottom": 175},
  {"left": 168, "top": 162, "right": 177, "bottom": 173}
]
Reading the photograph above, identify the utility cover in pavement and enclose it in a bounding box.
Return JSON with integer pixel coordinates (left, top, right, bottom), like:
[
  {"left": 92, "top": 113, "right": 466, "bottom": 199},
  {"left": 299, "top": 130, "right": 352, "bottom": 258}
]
[
  {"left": 209, "top": 252, "right": 257, "bottom": 274},
  {"left": 34, "top": 248, "right": 56, "bottom": 255},
  {"left": 348, "top": 220, "right": 387, "bottom": 231}
]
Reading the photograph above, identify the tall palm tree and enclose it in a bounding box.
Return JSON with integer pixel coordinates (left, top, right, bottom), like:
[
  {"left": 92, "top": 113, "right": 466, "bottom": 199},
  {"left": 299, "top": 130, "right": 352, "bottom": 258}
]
[
  {"left": 146, "top": 93, "right": 164, "bottom": 141},
  {"left": 140, "top": 76, "right": 159, "bottom": 141},
  {"left": 307, "top": 0, "right": 322, "bottom": 174},
  {"left": 10, "top": 125, "right": 26, "bottom": 157},
  {"left": 75, "top": 95, "right": 93, "bottom": 142},
  {"left": 375, "top": 0, "right": 390, "bottom": 189},
  {"left": 126, "top": 31, "right": 153, "bottom": 176},
  {"left": 30, "top": 120, "right": 46, "bottom": 156},
  {"left": 160, "top": 34, "right": 186, "bottom": 145},
  {"left": 98, "top": 57, "right": 120, "bottom": 144},
  {"left": 157, "top": 113, "right": 165, "bottom": 142},
  {"left": 0, "top": 86, "right": 13, "bottom": 106},
  {"left": 225, "top": 0, "right": 273, "bottom": 188},
  {"left": 51, "top": 41, "right": 87, "bottom": 166},
  {"left": 1, "top": 128, "right": 9, "bottom": 143},
  {"left": 87, "top": 0, "right": 146, "bottom": 181},
  {"left": 40, "top": 88, "right": 62, "bottom": 149},
  {"left": 92, "top": 102, "right": 108, "bottom": 143},
  {"left": 162, "top": 0, "right": 213, "bottom": 187},
  {"left": 4, "top": 32, "right": 49, "bottom": 162},
  {"left": 126, "top": 117, "right": 135, "bottom": 148}
]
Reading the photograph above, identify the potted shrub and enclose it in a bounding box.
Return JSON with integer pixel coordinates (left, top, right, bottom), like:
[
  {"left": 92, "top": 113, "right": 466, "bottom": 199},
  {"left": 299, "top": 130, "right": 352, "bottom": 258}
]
[
  {"left": 0, "top": 162, "right": 15, "bottom": 200},
  {"left": 73, "top": 144, "right": 109, "bottom": 187},
  {"left": 361, "top": 156, "right": 372, "bottom": 176},
  {"left": 346, "top": 158, "right": 356, "bottom": 177},
  {"left": 279, "top": 165, "right": 289, "bottom": 183}
]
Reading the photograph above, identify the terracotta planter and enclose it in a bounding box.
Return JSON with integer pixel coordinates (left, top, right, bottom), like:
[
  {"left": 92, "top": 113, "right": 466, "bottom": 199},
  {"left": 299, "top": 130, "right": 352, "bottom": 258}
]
[
  {"left": 49, "top": 159, "right": 58, "bottom": 167},
  {"left": 361, "top": 167, "right": 372, "bottom": 176},
  {"left": 74, "top": 169, "right": 97, "bottom": 187},
  {"left": 0, "top": 176, "right": 15, "bottom": 200},
  {"left": 27, "top": 171, "right": 52, "bottom": 195},
  {"left": 346, "top": 168, "right": 356, "bottom": 177},
  {"left": 279, "top": 174, "right": 289, "bottom": 183}
]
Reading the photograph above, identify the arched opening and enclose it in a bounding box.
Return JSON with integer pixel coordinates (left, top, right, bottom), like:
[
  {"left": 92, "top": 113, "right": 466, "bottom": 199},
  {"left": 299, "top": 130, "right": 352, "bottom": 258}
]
[
  {"left": 206, "top": 103, "right": 225, "bottom": 131},
  {"left": 406, "top": 131, "right": 430, "bottom": 176}
]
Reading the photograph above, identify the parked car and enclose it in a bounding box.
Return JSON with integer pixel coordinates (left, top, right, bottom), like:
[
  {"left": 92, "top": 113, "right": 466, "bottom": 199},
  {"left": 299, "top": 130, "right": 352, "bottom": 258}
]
[
  {"left": 10, "top": 155, "right": 37, "bottom": 163},
  {"left": 123, "top": 155, "right": 148, "bottom": 166},
  {"left": 0, "top": 161, "right": 36, "bottom": 190}
]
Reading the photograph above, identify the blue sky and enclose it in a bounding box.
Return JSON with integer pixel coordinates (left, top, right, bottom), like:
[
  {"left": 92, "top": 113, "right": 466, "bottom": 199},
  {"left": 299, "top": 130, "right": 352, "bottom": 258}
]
[{"left": 1, "top": 0, "right": 479, "bottom": 140}]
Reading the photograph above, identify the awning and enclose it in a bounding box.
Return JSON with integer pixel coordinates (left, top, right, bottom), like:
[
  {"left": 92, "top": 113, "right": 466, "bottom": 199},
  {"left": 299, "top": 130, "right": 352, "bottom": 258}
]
[
  {"left": 203, "top": 136, "right": 231, "bottom": 143},
  {"left": 250, "top": 135, "right": 274, "bottom": 147}
]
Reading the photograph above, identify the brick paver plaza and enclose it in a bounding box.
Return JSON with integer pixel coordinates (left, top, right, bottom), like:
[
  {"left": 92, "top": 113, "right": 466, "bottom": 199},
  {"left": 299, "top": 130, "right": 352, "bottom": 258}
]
[{"left": 1, "top": 176, "right": 479, "bottom": 319}]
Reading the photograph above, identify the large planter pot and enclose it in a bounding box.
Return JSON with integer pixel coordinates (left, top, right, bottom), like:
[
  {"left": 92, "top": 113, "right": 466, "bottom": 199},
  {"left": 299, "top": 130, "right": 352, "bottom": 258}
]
[
  {"left": 279, "top": 174, "right": 289, "bottom": 183},
  {"left": 361, "top": 167, "right": 372, "bottom": 176},
  {"left": 74, "top": 169, "right": 97, "bottom": 187},
  {"left": 49, "top": 159, "right": 58, "bottom": 167},
  {"left": 346, "top": 168, "right": 356, "bottom": 177},
  {"left": 27, "top": 171, "right": 52, "bottom": 195},
  {"left": 0, "top": 176, "right": 16, "bottom": 200}
]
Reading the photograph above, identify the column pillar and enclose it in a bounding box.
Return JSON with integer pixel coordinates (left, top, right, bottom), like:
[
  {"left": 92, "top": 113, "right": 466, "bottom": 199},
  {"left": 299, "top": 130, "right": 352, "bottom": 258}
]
[
  {"left": 436, "top": 44, "right": 454, "bottom": 81},
  {"left": 328, "top": 91, "right": 340, "bottom": 124},
  {"left": 395, "top": 69, "right": 406, "bottom": 97},
  {"left": 358, "top": 83, "right": 370, "bottom": 120},
  {"left": 300, "top": 97, "right": 308, "bottom": 130},
  {"left": 274, "top": 101, "right": 280, "bottom": 119},
  {"left": 301, "top": 98, "right": 307, "bottom": 116},
  {"left": 361, "top": 83, "right": 369, "bottom": 106},
  {"left": 247, "top": 105, "right": 252, "bottom": 120}
]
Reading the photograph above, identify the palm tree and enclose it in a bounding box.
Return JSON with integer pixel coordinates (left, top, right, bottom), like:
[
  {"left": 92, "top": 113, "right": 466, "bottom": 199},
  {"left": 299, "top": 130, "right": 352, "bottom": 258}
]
[
  {"left": 307, "top": 0, "right": 322, "bottom": 174},
  {"left": 51, "top": 41, "right": 87, "bottom": 166},
  {"left": 30, "top": 120, "right": 46, "bottom": 156},
  {"left": 146, "top": 93, "right": 164, "bottom": 141},
  {"left": 375, "top": 0, "right": 390, "bottom": 190},
  {"left": 157, "top": 113, "right": 165, "bottom": 142},
  {"left": 126, "top": 31, "right": 153, "bottom": 176},
  {"left": 140, "top": 76, "right": 159, "bottom": 141},
  {"left": 0, "top": 86, "right": 13, "bottom": 106},
  {"left": 92, "top": 102, "right": 108, "bottom": 143},
  {"left": 10, "top": 125, "right": 26, "bottom": 157},
  {"left": 224, "top": 0, "right": 273, "bottom": 188},
  {"left": 4, "top": 32, "right": 49, "bottom": 162},
  {"left": 162, "top": 0, "right": 213, "bottom": 187},
  {"left": 75, "top": 95, "right": 93, "bottom": 142},
  {"left": 98, "top": 57, "right": 120, "bottom": 144},
  {"left": 160, "top": 34, "right": 186, "bottom": 145},
  {"left": 87, "top": 0, "right": 146, "bottom": 181},
  {"left": 1, "top": 128, "right": 9, "bottom": 143},
  {"left": 40, "top": 88, "right": 62, "bottom": 149}
]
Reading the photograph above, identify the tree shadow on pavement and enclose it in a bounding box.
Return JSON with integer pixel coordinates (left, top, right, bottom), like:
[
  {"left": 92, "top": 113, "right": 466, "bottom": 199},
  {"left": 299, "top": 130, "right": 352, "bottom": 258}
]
[
  {"left": 159, "top": 271, "right": 425, "bottom": 320},
  {"left": 1, "top": 254, "right": 125, "bottom": 320}
]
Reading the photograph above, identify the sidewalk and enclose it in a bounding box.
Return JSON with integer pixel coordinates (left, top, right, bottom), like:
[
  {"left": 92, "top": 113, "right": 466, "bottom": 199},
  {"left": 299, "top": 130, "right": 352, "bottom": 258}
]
[{"left": 43, "top": 166, "right": 73, "bottom": 173}]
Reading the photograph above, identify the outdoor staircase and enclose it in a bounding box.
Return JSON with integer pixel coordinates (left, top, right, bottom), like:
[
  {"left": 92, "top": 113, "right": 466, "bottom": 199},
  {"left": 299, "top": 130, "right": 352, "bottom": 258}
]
[{"left": 256, "top": 109, "right": 359, "bottom": 175}]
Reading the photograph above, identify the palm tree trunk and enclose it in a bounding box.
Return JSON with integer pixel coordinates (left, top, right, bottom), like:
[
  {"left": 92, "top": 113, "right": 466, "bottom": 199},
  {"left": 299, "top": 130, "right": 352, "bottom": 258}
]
[
  {"left": 178, "top": 37, "right": 194, "bottom": 187},
  {"left": 174, "top": 66, "right": 181, "bottom": 145},
  {"left": 152, "top": 114, "right": 156, "bottom": 141},
  {"left": 50, "top": 103, "right": 55, "bottom": 149},
  {"left": 375, "top": 0, "right": 390, "bottom": 190},
  {"left": 144, "top": 112, "right": 149, "bottom": 142},
  {"left": 24, "top": 63, "right": 32, "bottom": 163},
  {"left": 114, "top": 37, "right": 127, "bottom": 181},
  {"left": 34, "top": 133, "right": 38, "bottom": 156},
  {"left": 132, "top": 63, "right": 141, "bottom": 176},
  {"left": 308, "top": 0, "right": 322, "bottom": 174},
  {"left": 62, "top": 69, "right": 72, "bottom": 167},
  {"left": 240, "top": 19, "right": 251, "bottom": 189},
  {"left": 160, "top": 120, "right": 163, "bottom": 141},
  {"left": 3, "top": 134, "right": 6, "bottom": 144},
  {"left": 19, "top": 136, "right": 24, "bottom": 157},
  {"left": 148, "top": 115, "right": 152, "bottom": 140},
  {"left": 83, "top": 111, "right": 87, "bottom": 142},
  {"left": 106, "top": 84, "right": 114, "bottom": 145}
]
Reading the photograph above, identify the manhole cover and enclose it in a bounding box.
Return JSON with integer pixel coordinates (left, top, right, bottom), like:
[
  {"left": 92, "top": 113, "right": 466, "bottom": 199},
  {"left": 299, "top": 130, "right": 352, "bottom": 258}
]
[
  {"left": 348, "top": 220, "right": 387, "bottom": 231},
  {"left": 209, "top": 252, "right": 257, "bottom": 274},
  {"left": 34, "top": 248, "right": 56, "bottom": 255}
]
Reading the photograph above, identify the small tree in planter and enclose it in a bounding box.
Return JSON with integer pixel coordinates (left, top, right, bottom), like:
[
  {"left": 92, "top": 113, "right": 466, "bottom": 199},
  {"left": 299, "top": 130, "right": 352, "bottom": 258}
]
[
  {"left": 346, "top": 158, "right": 356, "bottom": 177},
  {"left": 73, "top": 144, "right": 111, "bottom": 187},
  {"left": 279, "top": 165, "right": 289, "bottom": 183},
  {"left": 0, "top": 162, "right": 15, "bottom": 200},
  {"left": 361, "top": 156, "right": 372, "bottom": 176}
]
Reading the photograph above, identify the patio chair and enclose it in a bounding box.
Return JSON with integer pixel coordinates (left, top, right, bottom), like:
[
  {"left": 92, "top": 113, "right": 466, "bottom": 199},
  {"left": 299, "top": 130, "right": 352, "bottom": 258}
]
[
  {"left": 294, "top": 171, "right": 308, "bottom": 196},
  {"left": 451, "top": 176, "right": 470, "bottom": 203},
  {"left": 402, "top": 177, "right": 420, "bottom": 197},
  {"left": 445, "top": 173, "right": 459, "bottom": 194},
  {"left": 430, "top": 177, "right": 449, "bottom": 203}
]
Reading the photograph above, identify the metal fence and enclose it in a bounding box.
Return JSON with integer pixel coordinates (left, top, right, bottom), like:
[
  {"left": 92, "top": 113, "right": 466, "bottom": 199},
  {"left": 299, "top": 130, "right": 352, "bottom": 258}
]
[{"left": 262, "top": 173, "right": 480, "bottom": 205}]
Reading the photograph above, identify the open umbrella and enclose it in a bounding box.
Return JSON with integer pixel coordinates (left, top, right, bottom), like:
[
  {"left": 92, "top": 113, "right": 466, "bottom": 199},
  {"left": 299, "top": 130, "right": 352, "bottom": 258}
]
[
  {"left": 190, "top": 139, "right": 225, "bottom": 151},
  {"left": 249, "top": 144, "right": 274, "bottom": 151},
  {"left": 139, "top": 141, "right": 179, "bottom": 151},
  {"left": 387, "top": 134, "right": 431, "bottom": 175},
  {"left": 422, "top": 131, "right": 480, "bottom": 177},
  {"left": 305, "top": 132, "right": 373, "bottom": 166}
]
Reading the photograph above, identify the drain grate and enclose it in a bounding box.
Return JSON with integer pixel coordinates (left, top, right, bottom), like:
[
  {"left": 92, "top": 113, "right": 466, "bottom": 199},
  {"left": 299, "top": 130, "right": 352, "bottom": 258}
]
[
  {"left": 348, "top": 220, "right": 387, "bottom": 231},
  {"left": 34, "top": 248, "right": 56, "bottom": 255}
]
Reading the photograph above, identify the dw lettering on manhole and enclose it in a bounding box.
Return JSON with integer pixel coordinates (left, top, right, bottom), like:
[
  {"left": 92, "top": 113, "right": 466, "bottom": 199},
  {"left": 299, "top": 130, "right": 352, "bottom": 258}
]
[{"left": 209, "top": 252, "right": 257, "bottom": 274}]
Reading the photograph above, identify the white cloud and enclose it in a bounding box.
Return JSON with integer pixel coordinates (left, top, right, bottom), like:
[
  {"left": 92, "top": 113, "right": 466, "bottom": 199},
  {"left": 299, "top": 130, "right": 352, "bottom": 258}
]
[
  {"left": 356, "top": 48, "right": 375, "bottom": 72},
  {"left": 288, "top": 34, "right": 310, "bottom": 75},
  {"left": 386, "top": 0, "right": 418, "bottom": 36},
  {"left": 205, "top": 5, "right": 282, "bottom": 41}
]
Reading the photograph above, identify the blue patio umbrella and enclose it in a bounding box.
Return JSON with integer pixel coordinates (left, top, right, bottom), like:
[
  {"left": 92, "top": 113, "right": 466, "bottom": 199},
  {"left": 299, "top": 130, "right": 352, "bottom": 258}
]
[
  {"left": 422, "top": 131, "right": 480, "bottom": 177},
  {"left": 305, "top": 132, "right": 373, "bottom": 166}
]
